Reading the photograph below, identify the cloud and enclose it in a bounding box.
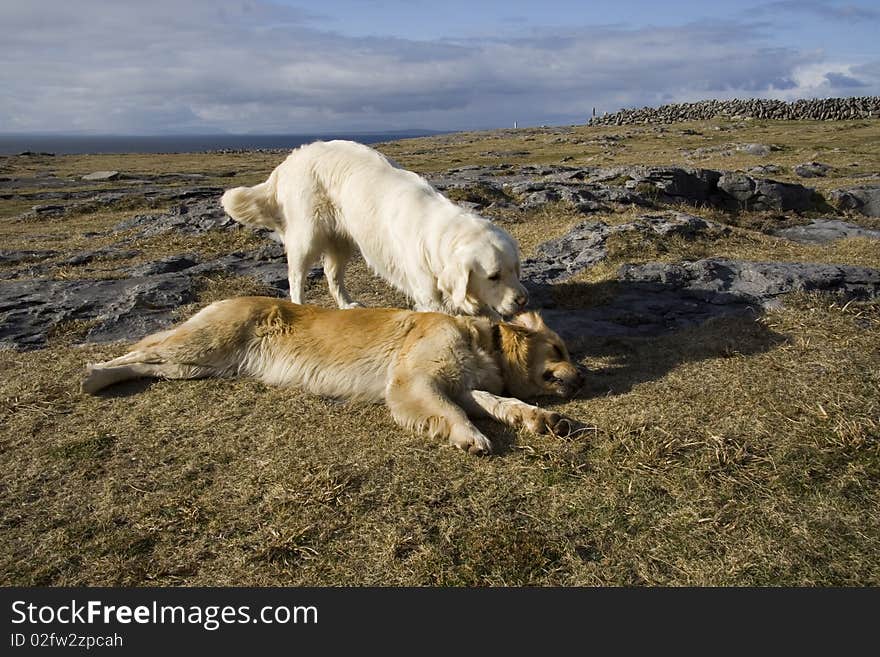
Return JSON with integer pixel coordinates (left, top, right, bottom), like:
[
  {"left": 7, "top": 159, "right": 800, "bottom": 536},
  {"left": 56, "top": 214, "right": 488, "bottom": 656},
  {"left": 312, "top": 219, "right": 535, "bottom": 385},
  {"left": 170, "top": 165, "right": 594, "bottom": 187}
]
[
  {"left": 0, "top": 1, "right": 877, "bottom": 133},
  {"left": 756, "top": 1, "right": 880, "bottom": 23},
  {"left": 825, "top": 72, "right": 867, "bottom": 87}
]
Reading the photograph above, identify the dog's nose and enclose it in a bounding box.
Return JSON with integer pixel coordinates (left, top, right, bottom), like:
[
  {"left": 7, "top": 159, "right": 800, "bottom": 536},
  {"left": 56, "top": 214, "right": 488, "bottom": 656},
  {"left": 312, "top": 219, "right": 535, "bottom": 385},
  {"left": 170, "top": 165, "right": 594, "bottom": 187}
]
[{"left": 515, "top": 292, "right": 529, "bottom": 308}]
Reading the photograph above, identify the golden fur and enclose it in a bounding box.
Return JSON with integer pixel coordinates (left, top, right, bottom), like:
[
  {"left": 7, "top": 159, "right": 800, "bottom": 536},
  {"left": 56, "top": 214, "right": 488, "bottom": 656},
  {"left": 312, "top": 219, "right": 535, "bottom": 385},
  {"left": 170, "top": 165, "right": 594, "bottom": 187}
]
[{"left": 81, "top": 297, "right": 584, "bottom": 455}]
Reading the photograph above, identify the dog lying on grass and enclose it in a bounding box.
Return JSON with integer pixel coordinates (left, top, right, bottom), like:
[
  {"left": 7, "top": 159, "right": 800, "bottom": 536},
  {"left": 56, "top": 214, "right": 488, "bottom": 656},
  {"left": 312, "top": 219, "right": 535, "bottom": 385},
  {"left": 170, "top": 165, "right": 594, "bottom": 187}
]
[{"left": 81, "top": 297, "right": 584, "bottom": 455}]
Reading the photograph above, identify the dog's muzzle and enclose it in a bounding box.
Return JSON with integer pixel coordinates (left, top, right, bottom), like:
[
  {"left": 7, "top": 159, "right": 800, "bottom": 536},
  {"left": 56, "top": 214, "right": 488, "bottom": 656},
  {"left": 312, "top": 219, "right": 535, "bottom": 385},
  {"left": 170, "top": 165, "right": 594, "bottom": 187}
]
[{"left": 556, "top": 367, "right": 586, "bottom": 398}]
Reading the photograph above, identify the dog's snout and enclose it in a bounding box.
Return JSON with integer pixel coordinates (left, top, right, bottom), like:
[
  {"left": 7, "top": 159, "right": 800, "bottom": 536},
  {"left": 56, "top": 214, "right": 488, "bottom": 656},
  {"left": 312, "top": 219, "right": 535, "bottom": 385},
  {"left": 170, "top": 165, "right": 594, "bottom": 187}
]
[{"left": 515, "top": 292, "right": 529, "bottom": 308}]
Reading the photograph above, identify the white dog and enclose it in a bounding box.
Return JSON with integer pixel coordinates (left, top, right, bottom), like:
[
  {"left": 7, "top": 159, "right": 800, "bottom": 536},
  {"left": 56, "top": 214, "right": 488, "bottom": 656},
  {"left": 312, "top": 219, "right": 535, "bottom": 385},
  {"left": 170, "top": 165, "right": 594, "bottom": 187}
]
[{"left": 221, "top": 140, "right": 528, "bottom": 317}]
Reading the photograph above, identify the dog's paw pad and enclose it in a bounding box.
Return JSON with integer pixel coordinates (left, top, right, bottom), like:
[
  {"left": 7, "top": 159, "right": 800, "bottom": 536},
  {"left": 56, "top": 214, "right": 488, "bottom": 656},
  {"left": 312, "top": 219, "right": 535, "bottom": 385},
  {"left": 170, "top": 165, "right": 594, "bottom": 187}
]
[
  {"left": 551, "top": 417, "right": 592, "bottom": 438},
  {"left": 450, "top": 427, "right": 493, "bottom": 456}
]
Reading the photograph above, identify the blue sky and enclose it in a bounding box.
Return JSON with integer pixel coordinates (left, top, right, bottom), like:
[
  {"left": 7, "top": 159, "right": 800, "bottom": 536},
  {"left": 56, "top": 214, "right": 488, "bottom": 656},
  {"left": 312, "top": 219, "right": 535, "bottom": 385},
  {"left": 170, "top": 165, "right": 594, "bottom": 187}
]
[{"left": 0, "top": 0, "right": 878, "bottom": 134}]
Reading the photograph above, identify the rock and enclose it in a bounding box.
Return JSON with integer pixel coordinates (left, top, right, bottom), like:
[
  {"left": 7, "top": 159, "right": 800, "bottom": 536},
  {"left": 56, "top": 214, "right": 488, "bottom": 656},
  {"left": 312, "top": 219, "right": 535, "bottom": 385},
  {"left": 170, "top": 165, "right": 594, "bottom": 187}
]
[
  {"left": 830, "top": 185, "right": 880, "bottom": 217},
  {"left": 10, "top": 186, "right": 223, "bottom": 222},
  {"left": 522, "top": 212, "right": 718, "bottom": 287},
  {"left": 738, "top": 143, "right": 772, "bottom": 156},
  {"left": 112, "top": 195, "right": 236, "bottom": 236},
  {"left": 0, "top": 261, "right": 261, "bottom": 349},
  {"left": 523, "top": 221, "right": 611, "bottom": 287},
  {"left": 717, "top": 173, "right": 756, "bottom": 203},
  {"left": 626, "top": 167, "right": 720, "bottom": 204},
  {"left": 479, "top": 150, "right": 530, "bottom": 158},
  {"left": 639, "top": 212, "right": 714, "bottom": 237},
  {"left": 0, "top": 249, "right": 58, "bottom": 265},
  {"left": 715, "top": 172, "right": 816, "bottom": 211},
  {"left": 588, "top": 186, "right": 652, "bottom": 206},
  {"left": 253, "top": 242, "right": 286, "bottom": 260},
  {"left": 32, "top": 204, "right": 66, "bottom": 215},
  {"left": 748, "top": 164, "right": 783, "bottom": 176},
  {"left": 774, "top": 219, "right": 880, "bottom": 244},
  {"left": 751, "top": 178, "right": 816, "bottom": 212},
  {"left": 429, "top": 163, "right": 822, "bottom": 214},
  {"left": 541, "top": 286, "right": 755, "bottom": 339},
  {"left": 521, "top": 189, "right": 560, "bottom": 209},
  {"left": 619, "top": 259, "right": 880, "bottom": 309},
  {"left": 61, "top": 248, "right": 141, "bottom": 266},
  {"left": 0, "top": 245, "right": 327, "bottom": 349},
  {"left": 794, "top": 162, "right": 832, "bottom": 178},
  {"left": 82, "top": 170, "right": 121, "bottom": 181},
  {"left": 126, "top": 254, "right": 200, "bottom": 277},
  {"left": 541, "top": 258, "right": 880, "bottom": 340},
  {"left": 0, "top": 276, "right": 196, "bottom": 348}
]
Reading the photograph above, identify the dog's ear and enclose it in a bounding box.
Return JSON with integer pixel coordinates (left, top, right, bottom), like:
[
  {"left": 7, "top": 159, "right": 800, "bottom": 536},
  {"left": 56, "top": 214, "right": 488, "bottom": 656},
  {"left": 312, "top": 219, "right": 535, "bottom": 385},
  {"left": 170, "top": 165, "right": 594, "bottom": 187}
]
[
  {"left": 511, "top": 311, "right": 546, "bottom": 332},
  {"left": 438, "top": 258, "right": 472, "bottom": 311}
]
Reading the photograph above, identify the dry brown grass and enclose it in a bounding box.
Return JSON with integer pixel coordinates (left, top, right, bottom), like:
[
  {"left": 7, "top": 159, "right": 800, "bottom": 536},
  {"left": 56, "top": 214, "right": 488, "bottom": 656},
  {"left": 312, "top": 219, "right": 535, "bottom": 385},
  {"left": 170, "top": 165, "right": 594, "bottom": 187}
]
[{"left": 1, "top": 120, "right": 879, "bottom": 586}]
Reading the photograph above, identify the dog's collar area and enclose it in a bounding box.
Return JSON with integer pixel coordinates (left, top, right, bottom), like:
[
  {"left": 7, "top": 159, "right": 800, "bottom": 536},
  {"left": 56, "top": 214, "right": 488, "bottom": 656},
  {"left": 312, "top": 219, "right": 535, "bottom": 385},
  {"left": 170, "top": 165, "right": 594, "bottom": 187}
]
[
  {"left": 491, "top": 323, "right": 503, "bottom": 353},
  {"left": 490, "top": 322, "right": 510, "bottom": 396}
]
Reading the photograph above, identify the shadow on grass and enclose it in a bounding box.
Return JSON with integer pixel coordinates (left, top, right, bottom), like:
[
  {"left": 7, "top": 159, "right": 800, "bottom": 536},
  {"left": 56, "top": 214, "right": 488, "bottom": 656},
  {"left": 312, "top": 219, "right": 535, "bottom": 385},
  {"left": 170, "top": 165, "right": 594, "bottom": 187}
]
[
  {"left": 93, "top": 377, "right": 159, "bottom": 398},
  {"left": 534, "top": 278, "right": 787, "bottom": 401}
]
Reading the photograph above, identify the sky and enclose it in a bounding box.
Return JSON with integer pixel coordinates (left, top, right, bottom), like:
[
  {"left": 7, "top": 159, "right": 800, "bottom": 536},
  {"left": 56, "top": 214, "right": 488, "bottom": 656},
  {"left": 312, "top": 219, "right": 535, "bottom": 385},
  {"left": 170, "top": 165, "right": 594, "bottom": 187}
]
[{"left": 0, "top": 0, "right": 878, "bottom": 135}]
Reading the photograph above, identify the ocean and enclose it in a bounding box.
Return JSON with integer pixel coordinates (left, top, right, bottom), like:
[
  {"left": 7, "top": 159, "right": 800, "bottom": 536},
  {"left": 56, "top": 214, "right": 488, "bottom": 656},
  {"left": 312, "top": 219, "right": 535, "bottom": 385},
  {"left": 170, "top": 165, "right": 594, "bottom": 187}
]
[{"left": 0, "top": 131, "right": 442, "bottom": 156}]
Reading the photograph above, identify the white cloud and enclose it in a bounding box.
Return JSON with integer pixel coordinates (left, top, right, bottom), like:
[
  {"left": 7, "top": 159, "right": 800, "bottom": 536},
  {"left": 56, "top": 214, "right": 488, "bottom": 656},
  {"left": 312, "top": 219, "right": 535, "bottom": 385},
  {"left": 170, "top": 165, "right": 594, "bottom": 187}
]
[{"left": 0, "top": 1, "right": 877, "bottom": 133}]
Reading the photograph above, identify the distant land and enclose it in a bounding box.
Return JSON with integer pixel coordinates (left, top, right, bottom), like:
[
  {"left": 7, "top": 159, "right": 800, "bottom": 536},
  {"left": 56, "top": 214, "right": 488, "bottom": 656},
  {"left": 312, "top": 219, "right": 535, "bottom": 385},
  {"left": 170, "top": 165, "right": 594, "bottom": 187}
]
[{"left": 0, "top": 130, "right": 447, "bottom": 155}]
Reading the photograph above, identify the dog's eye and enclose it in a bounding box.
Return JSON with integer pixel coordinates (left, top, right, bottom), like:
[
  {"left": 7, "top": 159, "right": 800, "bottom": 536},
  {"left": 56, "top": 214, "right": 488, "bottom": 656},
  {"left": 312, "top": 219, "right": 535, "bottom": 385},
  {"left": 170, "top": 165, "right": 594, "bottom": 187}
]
[{"left": 488, "top": 272, "right": 500, "bottom": 281}]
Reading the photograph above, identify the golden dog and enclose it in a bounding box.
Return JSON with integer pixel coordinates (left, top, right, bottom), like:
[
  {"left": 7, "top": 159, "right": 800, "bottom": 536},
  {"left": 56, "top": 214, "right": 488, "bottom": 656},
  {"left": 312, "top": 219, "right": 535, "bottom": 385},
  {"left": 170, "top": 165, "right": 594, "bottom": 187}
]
[{"left": 81, "top": 297, "right": 584, "bottom": 455}]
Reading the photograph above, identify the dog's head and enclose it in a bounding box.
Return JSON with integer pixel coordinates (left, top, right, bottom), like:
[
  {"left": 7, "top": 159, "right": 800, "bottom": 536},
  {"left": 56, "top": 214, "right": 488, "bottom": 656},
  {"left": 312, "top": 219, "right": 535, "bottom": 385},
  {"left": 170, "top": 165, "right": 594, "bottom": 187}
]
[
  {"left": 499, "top": 311, "right": 584, "bottom": 399},
  {"left": 438, "top": 224, "right": 528, "bottom": 318}
]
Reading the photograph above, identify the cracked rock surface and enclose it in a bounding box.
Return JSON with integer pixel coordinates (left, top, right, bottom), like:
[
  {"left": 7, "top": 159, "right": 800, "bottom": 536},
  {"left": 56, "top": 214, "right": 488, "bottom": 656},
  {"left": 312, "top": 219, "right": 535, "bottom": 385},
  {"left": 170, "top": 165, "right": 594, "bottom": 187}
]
[{"left": 2, "top": 166, "right": 879, "bottom": 349}]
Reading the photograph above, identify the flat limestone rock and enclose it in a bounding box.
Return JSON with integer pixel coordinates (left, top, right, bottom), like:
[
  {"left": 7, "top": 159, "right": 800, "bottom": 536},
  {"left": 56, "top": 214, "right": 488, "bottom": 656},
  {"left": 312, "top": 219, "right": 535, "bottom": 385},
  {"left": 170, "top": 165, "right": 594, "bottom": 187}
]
[
  {"left": 541, "top": 258, "right": 880, "bottom": 341},
  {"left": 0, "top": 249, "right": 58, "bottom": 265},
  {"left": 82, "top": 170, "right": 121, "bottom": 181},
  {"left": 112, "top": 195, "right": 235, "bottom": 236},
  {"left": 773, "top": 219, "right": 880, "bottom": 244},
  {"left": 429, "top": 163, "right": 820, "bottom": 214},
  {"left": 2, "top": 166, "right": 878, "bottom": 349},
  {"left": 0, "top": 276, "right": 198, "bottom": 348},
  {"left": 794, "top": 161, "right": 832, "bottom": 178},
  {"left": 619, "top": 259, "right": 880, "bottom": 308},
  {"left": 522, "top": 212, "right": 718, "bottom": 286},
  {"left": 0, "top": 249, "right": 323, "bottom": 349}
]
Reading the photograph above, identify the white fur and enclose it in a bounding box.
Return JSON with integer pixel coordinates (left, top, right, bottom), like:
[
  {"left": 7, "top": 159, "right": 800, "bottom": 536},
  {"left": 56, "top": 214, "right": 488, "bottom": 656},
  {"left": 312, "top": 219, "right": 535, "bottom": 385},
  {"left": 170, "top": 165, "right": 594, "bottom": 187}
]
[{"left": 221, "top": 140, "right": 528, "bottom": 317}]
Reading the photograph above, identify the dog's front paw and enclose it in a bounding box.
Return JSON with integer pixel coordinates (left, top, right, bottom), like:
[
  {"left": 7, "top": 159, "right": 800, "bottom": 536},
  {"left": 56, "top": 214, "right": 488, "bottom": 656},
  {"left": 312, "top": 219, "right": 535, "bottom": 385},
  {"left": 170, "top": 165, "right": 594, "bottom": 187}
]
[
  {"left": 526, "top": 409, "right": 587, "bottom": 437},
  {"left": 449, "top": 425, "right": 493, "bottom": 456}
]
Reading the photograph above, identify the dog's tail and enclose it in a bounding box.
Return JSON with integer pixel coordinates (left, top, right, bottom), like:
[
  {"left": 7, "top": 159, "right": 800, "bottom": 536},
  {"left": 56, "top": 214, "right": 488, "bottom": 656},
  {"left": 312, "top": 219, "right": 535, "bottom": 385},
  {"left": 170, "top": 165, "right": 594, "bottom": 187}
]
[{"left": 221, "top": 175, "right": 284, "bottom": 233}]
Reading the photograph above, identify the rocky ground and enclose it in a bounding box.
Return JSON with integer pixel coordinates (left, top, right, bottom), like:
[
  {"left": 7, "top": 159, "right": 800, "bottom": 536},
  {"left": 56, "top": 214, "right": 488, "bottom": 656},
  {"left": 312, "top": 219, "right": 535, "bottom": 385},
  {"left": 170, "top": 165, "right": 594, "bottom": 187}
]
[{"left": 2, "top": 156, "right": 879, "bottom": 349}]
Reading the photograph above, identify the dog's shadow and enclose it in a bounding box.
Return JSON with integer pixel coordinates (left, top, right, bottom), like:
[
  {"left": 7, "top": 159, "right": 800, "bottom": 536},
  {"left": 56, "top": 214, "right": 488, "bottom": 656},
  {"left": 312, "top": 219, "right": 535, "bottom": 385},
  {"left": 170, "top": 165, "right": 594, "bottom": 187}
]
[
  {"left": 532, "top": 278, "right": 787, "bottom": 403},
  {"left": 91, "top": 378, "right": 159, "bottom": 398}
]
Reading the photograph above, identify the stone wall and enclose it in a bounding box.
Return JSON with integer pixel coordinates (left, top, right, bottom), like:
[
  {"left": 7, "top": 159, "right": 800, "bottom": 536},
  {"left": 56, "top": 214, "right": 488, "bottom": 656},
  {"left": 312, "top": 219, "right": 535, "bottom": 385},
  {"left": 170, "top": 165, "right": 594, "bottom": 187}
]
[{"left": 589, "top": 97, "right": 880, "bottom": 126}]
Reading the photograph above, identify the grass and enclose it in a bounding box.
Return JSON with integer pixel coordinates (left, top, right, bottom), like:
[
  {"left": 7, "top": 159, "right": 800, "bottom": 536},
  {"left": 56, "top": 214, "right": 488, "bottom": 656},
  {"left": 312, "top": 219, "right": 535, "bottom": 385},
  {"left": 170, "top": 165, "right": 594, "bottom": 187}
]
[{"left": 1, "top": 118, "right": 879, "bottom": 586}]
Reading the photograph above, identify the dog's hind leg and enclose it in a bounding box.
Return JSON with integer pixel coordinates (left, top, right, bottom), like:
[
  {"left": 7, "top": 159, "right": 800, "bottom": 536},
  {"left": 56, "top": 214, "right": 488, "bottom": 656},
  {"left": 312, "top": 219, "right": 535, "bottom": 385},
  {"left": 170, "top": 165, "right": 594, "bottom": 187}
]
[
  {"left": 281, "top": 212, "right": 326, "bottom": 304},
  {"left": 285, "top": 241, "right": 321, "bottom": 305},
  {"left": 324, "top": 239, "right": 361, "bottom": 309},
  {"left": 82, "top": 351, "right": 220, "bottom": 394},
  {"left": 459, "top": 389, "right": 583, "bottom": 437},
  {"left": 386, "top": 375, "right": 493, "bottom": 455}
]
